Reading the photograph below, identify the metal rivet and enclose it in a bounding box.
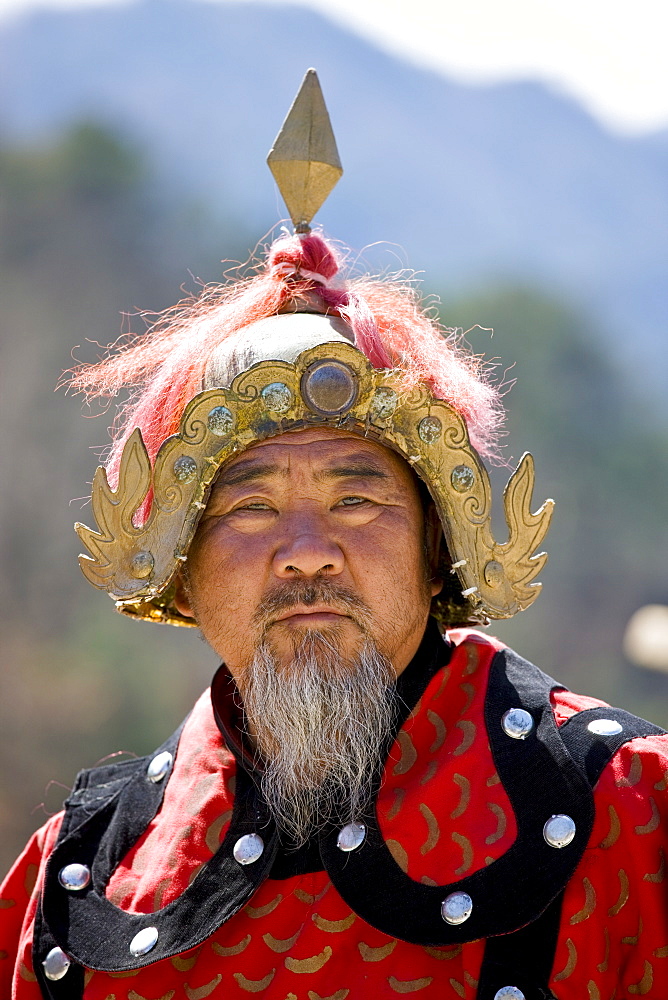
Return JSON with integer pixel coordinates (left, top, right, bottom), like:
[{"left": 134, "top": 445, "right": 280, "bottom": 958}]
[
  {"left": 233, "top": 833, "right": 265, "bottom": 865},
  {"left": 418, "top": 416, "right": 442, "bottom": 444},
  {"left": 207, "top": 405, "right": 234, "bottom": 436},
  {"left": 451, "top": 464, "right": 475, "bottom": 491},
  {"left": 501, "top": 708, "right": 534, "bottom": 740},
  {"left": 173, "top": 455, "right": 197, "bottom": 483},
  {"left": 58, "top": 863, "right": 90, "bottom": 892},
  {"left": 129, "top": 926, "right": 159, "bottom": 957},
  {"left": 146, "top": 751, "right": 173, "bottom": 783},
  {"left": 543, "top": 814, "right": 576, "bottom": 849},
  {"left": 131, "top": 550, "right": 154, "bottom": 579},
  {"left": 369, "top": 386, "right": 398, "bottom": 420},
  {"left": 261, "top": 382, "right": 293, "bottom": 413},
  {"left": 494, "top": 988, "right": 526, "bottom": 1000},
  {"left": 42, "top": 947, "right": 71, "bottom": 981},
  {"left": 301, "top": 360, "right": 358, "bottom": 416},
  {"left": 441, "top": 891, "right": 473, "bottom": 925},
  {"left": 337, "top": 822, "right": 366, "bottom": 852},
  {"left": 587, "top": 718, "right": 623, "bottom": 736},
  {"left": 484, "top": 559, "right": 504, "bottom": 587}
]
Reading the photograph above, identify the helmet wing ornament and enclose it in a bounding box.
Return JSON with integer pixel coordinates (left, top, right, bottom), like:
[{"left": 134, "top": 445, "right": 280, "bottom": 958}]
[{"left": 74, "top": 342, "right": 553, "bottom": 626}]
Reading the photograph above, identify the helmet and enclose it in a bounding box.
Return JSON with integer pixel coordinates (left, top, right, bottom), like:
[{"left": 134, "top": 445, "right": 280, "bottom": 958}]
[{"left": 72, "top": 71, "right": 553, "bottom": 629}]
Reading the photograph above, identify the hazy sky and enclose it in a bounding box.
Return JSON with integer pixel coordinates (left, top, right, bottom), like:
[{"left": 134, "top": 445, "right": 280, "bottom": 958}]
[{"left": 1, "top": 0, "right": 665, "bottom": 135}]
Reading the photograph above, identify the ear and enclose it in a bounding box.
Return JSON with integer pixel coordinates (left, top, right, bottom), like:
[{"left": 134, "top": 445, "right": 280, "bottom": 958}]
[
  {"left": 425, "top": 504, "right": 444, "bottom": 598},
  {"left": 173, "top": 568, "right": 196, "bottom": 619}
]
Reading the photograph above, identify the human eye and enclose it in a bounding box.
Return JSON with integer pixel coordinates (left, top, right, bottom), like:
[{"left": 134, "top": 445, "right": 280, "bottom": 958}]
[{"left": 336, "top": 495, "right": 369, "bottom": 507}]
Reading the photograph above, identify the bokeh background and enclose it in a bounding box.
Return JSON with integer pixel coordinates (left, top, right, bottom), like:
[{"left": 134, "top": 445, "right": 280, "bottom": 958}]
[{"left": 1, "top": 0, "right": 667, "bottom": 875}]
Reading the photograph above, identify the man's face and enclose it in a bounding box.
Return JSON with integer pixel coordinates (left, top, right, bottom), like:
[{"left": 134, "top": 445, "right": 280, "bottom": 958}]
[{"left": 176, "top": 428, "right": 441, "bottom": 679}]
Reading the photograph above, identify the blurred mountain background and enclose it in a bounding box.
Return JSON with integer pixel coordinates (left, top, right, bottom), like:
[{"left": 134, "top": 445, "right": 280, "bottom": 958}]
[{"left": 1, "top": 0, "right": 667, "bottom": 873}]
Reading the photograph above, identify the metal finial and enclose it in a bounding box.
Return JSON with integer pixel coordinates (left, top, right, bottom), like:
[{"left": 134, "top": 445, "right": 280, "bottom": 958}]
[{"left": 267, "top": 69, "right": 342, "bottom": 233}]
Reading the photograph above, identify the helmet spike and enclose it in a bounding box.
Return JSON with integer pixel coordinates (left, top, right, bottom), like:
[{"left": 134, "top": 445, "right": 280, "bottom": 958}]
[{"left": 267, "top": 68, "right": 343, "bottom": 233}]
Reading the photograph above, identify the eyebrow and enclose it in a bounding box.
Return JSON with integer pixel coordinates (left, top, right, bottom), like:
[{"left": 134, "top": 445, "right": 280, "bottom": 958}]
[{"left": 214, "top": 456, "right": 390, "bottom": 490}]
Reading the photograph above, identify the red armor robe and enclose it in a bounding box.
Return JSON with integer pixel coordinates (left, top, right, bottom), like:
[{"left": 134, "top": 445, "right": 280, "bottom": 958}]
[{"left": 2, "top": 626, "right": 668, "bottom": 999}]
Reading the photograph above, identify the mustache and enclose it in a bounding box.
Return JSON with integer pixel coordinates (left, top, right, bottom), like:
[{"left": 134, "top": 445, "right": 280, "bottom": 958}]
[{"left": 252, "top": 579, "right": 373, "bottom": 630}]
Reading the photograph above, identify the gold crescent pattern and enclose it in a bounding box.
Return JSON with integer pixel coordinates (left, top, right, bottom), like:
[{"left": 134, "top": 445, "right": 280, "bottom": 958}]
[
  {"left": 0, "top": 899, "right": 15, "bottom": 909},
  {"left": 308, "top": 991, "right": 350, "bottom": 1000},
  {"left": 393, "top": 731, "right": 418, "bottom": 775},
  {"left": 622, "top": 915, "right": 643, "bottom": 946},
  {"left": 388, "top": 976, "right": 434, "bottom": 993},
  {"left": 419, "top": 803, "right": 440, "bottom": 855},
  {"left": 285, "top": 945, "right": 333, "bottom": 974},
  {"left": 184, "top": 976, "right": 223, "bottom": 1000},
  {"left": 420, "top": 761, "right": 439, "bottom": 786},
  {"left": 128, "top": 992, "right": 175, "bottom": 1000},
  {"left": 358, "top": 940, "right": 397, "bottom": 962},
  {"left": 312, "top": 911, "right": 356, "bottom": 933},
  {"left": 628, "top": 960, "right": 654, "bottom": 995},
  {"left": 450, "top": 773, "right": 471, "bottom": 819},
  {"left": 453, "top": 720, "right": 476, "bottom": 756},
  {"left": 608, "top": 869, "right": 630, "bottom": 916},
  {"left": 245, "top": 894, "right": 283, "bottom": 918},
  {"left": 587, "top": 981, "right": 601, "bottom": 1000},
  {"left": 485, "top": 802, "right": 507, "bottom": 845},
  {"left": 386, "top": 788, "right": 406, "bottom": 820},
  {"left": 654, "top": 945, "right": 668, "bottom": 957},
  {"left": 205, "top": 810, "right": 233, "bottom": 854},
  {"left": 459, "top": 682, "right": 475, "bottom": 713},
  {"left": 294, "top": 882, "right": 331, "bottom": 905},
  {"left": 422, "top": 945, "right": 462, "bottom": 961},
  {"left": 464, "top": 972, "right": 479, "bottom": 988},
  {"left": 448, "top": 978, "right": 465, "bottom": 998},
  {"left": 76, "top": 343, "right": 553, "bottom": 626},
  {"left": 212, "top": 934, "right": 251, "bottom": 957},
  {"left": 635, "top": 796, "right": 660, "bottom": 835},
  {"left": 616, "top": 752, "right": 642, "bottom": 787},
  {"left": 427, "top": 710, "right": 446, "bottom": 752},
  {"left": 387, "top": 839, "right": 409, "bottom": 873},
  {"left": 171, "top": 949, "right": 200, "bottom": 971},
  {"left": 463, "top": 645, "right": 480, "bottom": 676},
  {"left": 597, "top": 926, "right": 610, "bottom": 973},
  {"left": 421, "top": 875, "right": 437, "bottom": 886},
  {"left": 600, "top": 804, "right": 621, "bottom": 849},
  {"left": 19, "top": 964, "right": 37, "bottom": 984},
  {"left": 263, "top": 930, "right": 301, "bottom": 953},
  {"left": 452, "top": 831, "right": 474, "bottom": 874},
  {"left": 654, "top": 770, "right": 668, "bottom": 791},
  {"left": 569, "top": 877, "right": 596, "bottom": 924},
  {"left": 486, "top": 772, "right": 500, "bottom": 786},
  {"left": 233, "top": 969, "right": 276, "bottom": 992},
  {"left": 553, "top": 938, "right": 577, "bottom": 981}
]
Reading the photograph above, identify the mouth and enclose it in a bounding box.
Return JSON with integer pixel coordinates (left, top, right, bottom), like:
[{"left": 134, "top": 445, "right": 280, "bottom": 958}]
[{"left": 273, "top": 606, "right": 351, "bottom": 627}]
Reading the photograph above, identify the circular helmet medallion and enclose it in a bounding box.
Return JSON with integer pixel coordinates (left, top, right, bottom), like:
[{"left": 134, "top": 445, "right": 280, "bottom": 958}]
[{"left": 300, "top": 360, "right": 358, "bottom": 417}]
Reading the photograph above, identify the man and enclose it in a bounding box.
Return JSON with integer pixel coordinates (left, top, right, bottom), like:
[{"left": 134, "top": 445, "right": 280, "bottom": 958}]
[{"left": 2, "top": 72, "right": 668, "bottom": 1000}]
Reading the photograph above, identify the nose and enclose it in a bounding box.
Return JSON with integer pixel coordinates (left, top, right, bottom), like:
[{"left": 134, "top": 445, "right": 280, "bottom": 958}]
[{"left": 272, "top": 518, "right": 345, "bottom": 579}]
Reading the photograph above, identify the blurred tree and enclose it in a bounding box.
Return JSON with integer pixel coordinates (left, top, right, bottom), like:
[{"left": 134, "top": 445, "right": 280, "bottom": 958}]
[
  {"left": 0, "top": 123, "right": 250, "bottom": 873},
  {"left": 438, "top": 288, "right": 668, "bottom": 720}
]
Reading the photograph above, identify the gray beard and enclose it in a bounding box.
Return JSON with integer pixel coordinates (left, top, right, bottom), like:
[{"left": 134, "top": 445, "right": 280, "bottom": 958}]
[{"left": 238, "top": 630, "right": 396, "bottom": 847}]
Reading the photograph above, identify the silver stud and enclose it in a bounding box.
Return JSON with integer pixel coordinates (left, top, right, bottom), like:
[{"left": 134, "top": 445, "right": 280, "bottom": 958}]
[
  {"left": 494, "top": 988, "right": 526, "bottom": 1000},
  {"left": 131, "top": 550, "right": 154, "bottom": 579},
  {"left": 484, "top": 559, "right": 504, "bottom": 587},
  {"left": 233, "top": 833, "right": 265, "bottom": 865},
  {"left": 146, "top": 751, "right": 173, "bottom": 783},
  {"left": 301, "top": 360, "right": 358, "bottom": 416},
  {"left": 207, "top": 405, "right": 234, "bottom": 436},
  {"left": 418, "top": 416, "right": 442, "bottom": 444},
  {"left": 337, "top": 822, "right": 366, "bottom": 852},
  {"left": 369, "top": 386, "right": 398, "bottom": 420},
  {"left": 261, "top": 382, "right": 293, "bottom": 414},
  {"left": 501, "top": 708, "right": 534, "bottom": 740},
  {"left": 129, "top": 926, "right": 159, "bottom": 957},
  {"left": 42, "top": 946, "right": 71, "bottom": 981},
  {"left": 451, "top": 464, "right": 475, "bottom": 491},
  {"left": 587, "top": 718, "right": 623, "bottom": 736},
  {"left": 543, "top": 814, "right": 576, "bottom": 849},
  {"left": 58, "top": 863, "right": 90, "bottom": 892},
  {"left": 173, "top": 455, "right": 197, "bottom": 483},
  {"left": 441, "top": 891, "right": 473, "bottom": 925}
]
